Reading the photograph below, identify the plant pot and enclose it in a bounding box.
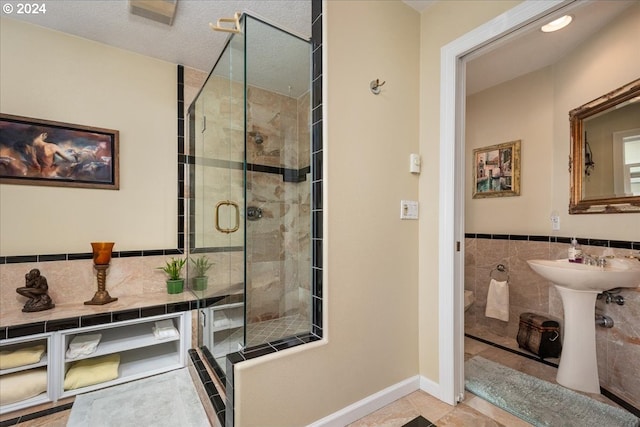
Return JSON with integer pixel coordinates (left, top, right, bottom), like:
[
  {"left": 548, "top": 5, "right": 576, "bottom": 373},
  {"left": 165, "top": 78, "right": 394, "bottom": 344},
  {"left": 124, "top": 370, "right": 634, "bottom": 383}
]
[
  {"left": 166, "top": 279, "right": 184, "bottom": 294},
  {"left": 191, "top": 276, "right": 208, "bottom": 291}
]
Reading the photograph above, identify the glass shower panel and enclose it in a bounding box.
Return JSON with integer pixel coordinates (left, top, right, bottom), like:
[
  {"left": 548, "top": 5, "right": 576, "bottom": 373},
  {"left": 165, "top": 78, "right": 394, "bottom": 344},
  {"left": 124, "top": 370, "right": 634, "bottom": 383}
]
[
  {"left": 188, "top": 13, "right": 312, "bottom": 379},
  {"left": 243, "top": 16, "right": 312, "bottom": 348},
  {"left": 189, "top": 30, "right": 245, "bottom": 371}
]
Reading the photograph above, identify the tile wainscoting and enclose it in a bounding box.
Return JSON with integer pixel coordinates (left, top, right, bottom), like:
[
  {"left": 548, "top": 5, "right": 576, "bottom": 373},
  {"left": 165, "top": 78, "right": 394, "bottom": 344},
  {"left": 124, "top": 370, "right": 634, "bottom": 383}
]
[{"left": 464, "top": 233, "right": 640, "bottom": 409}]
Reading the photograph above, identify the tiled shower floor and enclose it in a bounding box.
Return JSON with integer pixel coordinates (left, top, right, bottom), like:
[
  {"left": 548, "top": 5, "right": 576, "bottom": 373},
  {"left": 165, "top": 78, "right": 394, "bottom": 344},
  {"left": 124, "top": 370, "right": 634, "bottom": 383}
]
[{"left": 214, "top": 313, "right": 310, "bottom": 366}]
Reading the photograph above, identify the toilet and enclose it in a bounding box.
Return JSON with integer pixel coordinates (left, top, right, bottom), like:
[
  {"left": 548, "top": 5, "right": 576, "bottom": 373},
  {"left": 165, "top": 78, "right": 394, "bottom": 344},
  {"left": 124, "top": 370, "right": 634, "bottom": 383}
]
[{"left": 464, "top": 290, "right": 475, "bottom": 312}]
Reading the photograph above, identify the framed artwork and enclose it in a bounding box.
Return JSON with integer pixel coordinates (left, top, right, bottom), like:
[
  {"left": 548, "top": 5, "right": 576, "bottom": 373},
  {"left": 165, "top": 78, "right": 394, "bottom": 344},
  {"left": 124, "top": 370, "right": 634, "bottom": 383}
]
[
  {"left": 0, "top": 114, "right": 119, "bottom": 190},
  {"left": 473, "top": 140, "right": 520, "bottom": 198}
]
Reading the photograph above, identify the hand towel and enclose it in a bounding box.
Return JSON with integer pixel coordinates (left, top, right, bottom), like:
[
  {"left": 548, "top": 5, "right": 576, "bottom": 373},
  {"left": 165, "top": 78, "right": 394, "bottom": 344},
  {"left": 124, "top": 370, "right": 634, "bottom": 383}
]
[
  {"left": 485, "top": 279, "right": 509, "bottom": 321},
  {"left": 152, "top": 319, "right": 179, "bottom": 340},
  {"left": 66, "top": 334, "right": 102, "bottom": 359}
]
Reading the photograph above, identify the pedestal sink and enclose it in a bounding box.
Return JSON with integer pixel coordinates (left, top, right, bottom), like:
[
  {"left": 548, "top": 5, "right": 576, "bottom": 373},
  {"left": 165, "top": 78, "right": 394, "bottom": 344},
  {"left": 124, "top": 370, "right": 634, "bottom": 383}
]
[{"left": 527, "top": 258, "right": 640, "bottom": 394}]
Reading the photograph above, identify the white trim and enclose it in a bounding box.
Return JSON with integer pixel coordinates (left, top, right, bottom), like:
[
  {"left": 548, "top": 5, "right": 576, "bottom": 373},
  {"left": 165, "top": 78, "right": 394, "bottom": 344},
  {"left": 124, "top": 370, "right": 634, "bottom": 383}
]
[
  {"left": 438, "top": 0, "right": 569, "bottom": 406},
  {"left": 307, "top": 376, "right": 420, "bottom": 427}
]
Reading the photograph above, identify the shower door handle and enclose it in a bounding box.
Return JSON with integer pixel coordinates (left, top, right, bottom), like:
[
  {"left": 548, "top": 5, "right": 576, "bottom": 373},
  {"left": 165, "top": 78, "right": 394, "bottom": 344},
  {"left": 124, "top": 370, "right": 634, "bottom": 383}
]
[{"left": 215, "top": 200, "right": 240, "bottom": 234}]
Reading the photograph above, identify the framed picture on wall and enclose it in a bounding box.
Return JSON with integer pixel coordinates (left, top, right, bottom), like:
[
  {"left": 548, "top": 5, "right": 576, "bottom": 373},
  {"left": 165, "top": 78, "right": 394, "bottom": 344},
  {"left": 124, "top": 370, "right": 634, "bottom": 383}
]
[
  {"left": 0, "top": 114, "right": 119, "bottom": 190},
  {"left": 473, "top": 140, "right": 521, "bottom": 199}
]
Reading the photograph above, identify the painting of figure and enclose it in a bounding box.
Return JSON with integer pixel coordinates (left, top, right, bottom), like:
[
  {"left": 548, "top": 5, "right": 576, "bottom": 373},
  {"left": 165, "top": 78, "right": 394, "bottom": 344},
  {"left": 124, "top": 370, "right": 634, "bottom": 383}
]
[{"left": 0, "top": 114, "right": 119, "bottom": 189}]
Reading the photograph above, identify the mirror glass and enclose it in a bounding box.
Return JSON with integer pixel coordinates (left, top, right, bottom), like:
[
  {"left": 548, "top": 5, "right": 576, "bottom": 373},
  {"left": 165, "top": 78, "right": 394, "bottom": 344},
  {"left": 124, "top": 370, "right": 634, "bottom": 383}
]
[{"left": 569, "top": 79, "right": 640, "bottom": 214}]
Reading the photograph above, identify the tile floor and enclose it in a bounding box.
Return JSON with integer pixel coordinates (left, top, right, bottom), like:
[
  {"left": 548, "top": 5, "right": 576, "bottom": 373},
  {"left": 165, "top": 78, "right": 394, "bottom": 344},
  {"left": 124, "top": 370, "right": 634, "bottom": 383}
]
[
  {"left": 6, "top": 327, "right": 629, "bottom": 427},
  {"left": 347, "top": 327, "right": 626, "bottom": 427}
]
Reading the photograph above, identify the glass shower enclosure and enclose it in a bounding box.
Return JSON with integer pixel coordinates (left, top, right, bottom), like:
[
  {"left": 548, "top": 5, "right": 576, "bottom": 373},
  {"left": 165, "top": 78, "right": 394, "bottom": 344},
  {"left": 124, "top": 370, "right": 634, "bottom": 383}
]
[{"left": 187, "top": 14, "right": 312, "bottom": 375}]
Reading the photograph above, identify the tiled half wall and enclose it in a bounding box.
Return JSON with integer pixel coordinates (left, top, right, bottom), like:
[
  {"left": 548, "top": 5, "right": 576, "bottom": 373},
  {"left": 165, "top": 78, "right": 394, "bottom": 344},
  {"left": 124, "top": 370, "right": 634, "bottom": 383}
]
[{"left": 464, "top": 234, "right": 640, "bottom": 408}]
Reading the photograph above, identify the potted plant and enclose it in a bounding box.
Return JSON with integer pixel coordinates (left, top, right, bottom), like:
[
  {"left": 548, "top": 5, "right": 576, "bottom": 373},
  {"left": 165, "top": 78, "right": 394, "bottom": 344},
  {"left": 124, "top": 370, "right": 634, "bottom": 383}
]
[
  {"left": 158, "top": 257, "right": 186, "bottom": 294},
  {"left": 190, "top": 255, "right": 213, "bottom": 291}
]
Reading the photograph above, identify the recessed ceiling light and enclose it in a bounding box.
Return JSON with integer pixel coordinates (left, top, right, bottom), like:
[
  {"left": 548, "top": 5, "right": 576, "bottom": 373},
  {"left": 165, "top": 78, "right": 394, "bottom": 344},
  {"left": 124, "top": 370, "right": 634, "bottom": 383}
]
[{"left": 541, "top": 15, "right": 573, "bottom": 33}]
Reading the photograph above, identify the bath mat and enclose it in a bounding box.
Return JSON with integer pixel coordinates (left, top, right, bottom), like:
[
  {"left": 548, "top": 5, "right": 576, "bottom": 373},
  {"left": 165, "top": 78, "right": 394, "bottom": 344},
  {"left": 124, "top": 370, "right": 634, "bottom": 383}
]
[
  {"left": 67, "top": 368, "right": 209, "bottom": 427},
  {"left": 465, "top": 356, "right": 640, "bottom": 427}
]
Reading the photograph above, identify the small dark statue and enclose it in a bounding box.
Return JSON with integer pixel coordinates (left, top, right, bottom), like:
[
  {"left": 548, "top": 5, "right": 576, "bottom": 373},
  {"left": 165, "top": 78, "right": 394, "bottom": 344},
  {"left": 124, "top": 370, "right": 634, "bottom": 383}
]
[{"left": 16, "top": 269, "right": 55, "bottom": 312}]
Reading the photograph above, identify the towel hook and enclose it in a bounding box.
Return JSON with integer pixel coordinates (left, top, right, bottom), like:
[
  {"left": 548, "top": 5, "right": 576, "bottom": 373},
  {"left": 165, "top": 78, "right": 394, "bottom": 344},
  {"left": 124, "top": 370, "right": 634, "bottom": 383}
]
[
  {"left": 490, "top": 264, "right": 509, "bottom": 282},
  {"left": 370, "top": 79, "right": 386, "bottom": 95}
]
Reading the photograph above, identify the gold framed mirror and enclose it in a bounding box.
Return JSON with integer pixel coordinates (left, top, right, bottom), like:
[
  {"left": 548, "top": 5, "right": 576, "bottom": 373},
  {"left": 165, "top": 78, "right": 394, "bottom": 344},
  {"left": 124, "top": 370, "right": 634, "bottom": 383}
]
[{"left": 569, "top": 78, "right": 640, "bottom": 214}]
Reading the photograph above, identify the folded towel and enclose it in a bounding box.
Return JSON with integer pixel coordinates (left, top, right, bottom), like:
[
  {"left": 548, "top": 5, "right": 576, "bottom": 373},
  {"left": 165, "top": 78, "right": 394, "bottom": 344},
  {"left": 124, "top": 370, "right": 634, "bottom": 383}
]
[
  {"left": 152, "top": 319, "right": 179, "bottom": 340},
  {"left": 0, "top": 345, "right": 46, "bottom": 369},
  {"left": 485, "top": 279, "right": 509, "bottom": 321},
  {"left": 66, "top": 334, "right": 102, "bottom": 359}
]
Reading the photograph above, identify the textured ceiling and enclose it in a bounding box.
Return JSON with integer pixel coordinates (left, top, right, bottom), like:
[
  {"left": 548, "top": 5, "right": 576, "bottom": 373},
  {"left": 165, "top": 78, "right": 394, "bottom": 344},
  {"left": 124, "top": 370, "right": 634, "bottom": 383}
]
[
  {"left": 3, "top": 0, "right": 635, "bottom": 96},
  {"left": 4, "top": 0, "right": 312, "bottom": 73}
]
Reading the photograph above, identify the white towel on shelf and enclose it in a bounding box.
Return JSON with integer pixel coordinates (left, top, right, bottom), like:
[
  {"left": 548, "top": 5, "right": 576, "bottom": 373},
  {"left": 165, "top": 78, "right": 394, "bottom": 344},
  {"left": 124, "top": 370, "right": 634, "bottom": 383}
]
[
  {"left": 66, "top": 334, "right": 102, "bottom": 359},
  {"left": 152, "top": 319, "right": 179, "bottom": 340},
  {"left": 485, "top": 279, "right": 509, "bottom": 321}
]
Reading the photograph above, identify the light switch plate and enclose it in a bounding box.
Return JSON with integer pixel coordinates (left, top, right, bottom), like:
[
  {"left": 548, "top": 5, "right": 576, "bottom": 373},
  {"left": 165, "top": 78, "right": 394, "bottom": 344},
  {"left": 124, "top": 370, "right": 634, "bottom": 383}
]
[{"left": 400, "top": 200, "right": 419, "bottom": 220}]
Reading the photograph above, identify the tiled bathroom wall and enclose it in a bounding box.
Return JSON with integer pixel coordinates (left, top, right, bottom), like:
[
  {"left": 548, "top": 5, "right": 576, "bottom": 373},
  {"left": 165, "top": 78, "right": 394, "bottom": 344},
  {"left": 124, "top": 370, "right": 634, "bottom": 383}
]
[{"left": 464, "top": 234, "right": 640, "bottom": 408}]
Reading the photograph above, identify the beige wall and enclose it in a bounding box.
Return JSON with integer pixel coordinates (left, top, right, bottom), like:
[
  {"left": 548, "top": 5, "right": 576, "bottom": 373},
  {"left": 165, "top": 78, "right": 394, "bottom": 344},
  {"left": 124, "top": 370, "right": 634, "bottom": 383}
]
[
  {"left": 417, "top": 0, "right": 520, "bottom": 382},
  {"left": 466, "top": 3, "right": 640, "bottom": 239},
  {"left": 234, "top": 2, "right": 420, "bottom": 425},
  {"left": 0, "top": 18, "right": 177, "bottom": 256}
]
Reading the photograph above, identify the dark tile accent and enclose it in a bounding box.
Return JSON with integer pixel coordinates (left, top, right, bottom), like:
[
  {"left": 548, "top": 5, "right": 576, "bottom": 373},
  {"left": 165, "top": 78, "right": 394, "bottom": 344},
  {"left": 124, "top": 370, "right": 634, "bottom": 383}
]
[
  {"left": 312, "top": 121, "right": 322, "bottom": 152},
  {"left": 313, "top": 182, "right": 323, "bottom": 210},
  {"left": 141, "top": 305, "right": 167, "bottom": 317},
  {"left": 313, "top": 239, "right": 323, "bottom": 268},
  {"left": 509, "top": 234, "right": 528, "bottom": 240},
  {"left": 67, "top": 253, "right": 93, "bottom": 261},
  {"left": 38, "top": 254, "right": 67, "bottom": 262},
  {"left": 529, "top": 235, "right": 551, "bottom": 242},
  {"left": 0, "top": 402, "right": 74, "bottom": 427},
  {"left": 189, "top": 349, "right": 225, "bottom": 427},
  {"left": 271, "top": 336, "right": 303, "bottom": 351},
  {"left": 242, "top": 343, "right": 276, "bottom": 359},
  {"left": 45, "top": 317, "right": 80, "bottom": 332},
  {"left": 6, "top": 255, "right": 38, "bottom": 264},
  {"left": 464, "top": 233, "right": 477, "bottom": 238},
  {"left": 311, "top": 14, "right": 322, "bottom": 49},
  {"left": 312, "top": 267, "right": 323, "bottom": 298},
  {"left": 296, "top": 332, "right": 321, "bottom": 344},
  {"left": 588, "top": 239, "right": 609, "bottom": 247},
  {"left": 80, "top": 313, "right": 112, "bottom": 327},
  {"left": 601, "top": 388, "right": 640, "bottom": 418},
  {"left": 402, "top": 415, "right": 436, "bottom": 427},
  {"left": 167, "top": 301, "right": 191, "bottom": 313},
  {"left": 119, "top": 250, "right": 143, "bottom": 258},
  {"left": 312, "top": 295, "right": 322, "bottom": 330},
  {"left": 492, "top": 234, "right": 509, "bottom": 240},
  {"left": 312, "top": 104, "right": 322, "bottom": 124},
  {"left": 554, "top": 236, "right": 572, "bottom": 244},
  {"left": 112, "top": 309, "right": 141, "bottom": 322},
  {"left": 0, "top": 327, "right": 7, "bottom": 340},
  {"left": 465, "top": 334, "right": 558, "bottom": 367},
  {"left": 141, "top": 249, "right": 165, "bottom": 257},
  {"left": 313, "top": 210, "right": 323, "bottom": 238},
  {"left": 7, "top": 322, "right": 45, "bottom": 338},
  {"left": 476, "top": 233, "right": 492, "bottom": 239},
  {"left": 610, "top": 240, "right": 633, "bottom": 249}
]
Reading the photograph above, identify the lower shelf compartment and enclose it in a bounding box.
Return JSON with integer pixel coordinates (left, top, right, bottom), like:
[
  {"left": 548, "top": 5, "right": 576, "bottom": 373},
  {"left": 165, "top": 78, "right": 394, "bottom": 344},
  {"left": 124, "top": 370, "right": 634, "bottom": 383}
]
[{"left": 61, "top": 342, "right": 182, "bottom": 397}]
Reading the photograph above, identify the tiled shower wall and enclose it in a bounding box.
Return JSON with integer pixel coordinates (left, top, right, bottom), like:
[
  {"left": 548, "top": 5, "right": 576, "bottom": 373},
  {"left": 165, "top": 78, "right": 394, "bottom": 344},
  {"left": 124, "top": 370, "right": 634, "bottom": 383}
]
[
  {"left": 464, "top": 234, "right": 640, "bottom": 408},
  {"left": 245, "top": 86, "right": 311, "bottom": 324}
]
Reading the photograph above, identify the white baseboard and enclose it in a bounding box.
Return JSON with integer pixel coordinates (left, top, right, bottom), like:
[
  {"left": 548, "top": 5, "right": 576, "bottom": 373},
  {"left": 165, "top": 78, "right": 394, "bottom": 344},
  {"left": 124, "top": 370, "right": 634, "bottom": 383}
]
[
  {"left": 419, "top": 375, "right": 443, "bottom": 402},
  {"left": 307, "top": 376, "right": 424, "bottom": 427}
]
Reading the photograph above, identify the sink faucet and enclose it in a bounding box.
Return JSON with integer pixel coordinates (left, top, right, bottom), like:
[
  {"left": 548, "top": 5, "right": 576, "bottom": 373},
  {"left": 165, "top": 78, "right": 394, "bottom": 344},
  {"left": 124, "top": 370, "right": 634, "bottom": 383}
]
[
  {"left": 582, "top": 253, "right": 607, "bottom": 267},
  {"left": 582, "top": 253, "right": 597, "bottom": 266}
]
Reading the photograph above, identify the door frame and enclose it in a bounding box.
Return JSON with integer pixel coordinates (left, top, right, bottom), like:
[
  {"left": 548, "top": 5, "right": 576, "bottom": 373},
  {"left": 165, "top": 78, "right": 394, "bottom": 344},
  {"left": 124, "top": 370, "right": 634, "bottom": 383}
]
[{"left": 437, "top": 0, "right": 571, "bottom": 404}]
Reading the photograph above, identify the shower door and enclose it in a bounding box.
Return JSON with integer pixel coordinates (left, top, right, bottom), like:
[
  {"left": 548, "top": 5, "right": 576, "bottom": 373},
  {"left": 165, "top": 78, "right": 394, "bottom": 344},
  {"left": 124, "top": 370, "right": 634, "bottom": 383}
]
[{"left": 189, "top": 30, "right": 246, "bottom": 371}]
